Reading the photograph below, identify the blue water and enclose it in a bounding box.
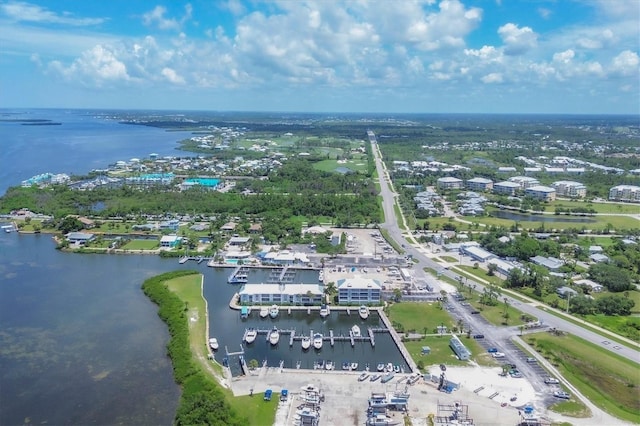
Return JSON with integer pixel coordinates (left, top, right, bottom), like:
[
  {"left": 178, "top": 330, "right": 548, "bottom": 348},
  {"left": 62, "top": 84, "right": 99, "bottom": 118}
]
[
  {"left": 0, "top": 109, "right": 194, "bottom": 195},
  {"left": 184, "top": 177, "right": 220, "bottom": 187}
]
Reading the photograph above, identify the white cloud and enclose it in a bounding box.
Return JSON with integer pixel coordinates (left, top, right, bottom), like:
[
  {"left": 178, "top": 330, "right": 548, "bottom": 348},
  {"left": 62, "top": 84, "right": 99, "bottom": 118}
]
[
  {"left": 498, "top": 23, "right": 538, "bottom": 55},
  {"left": 481, "top": 72, "right": 503, "bottom": 83},
  {"left": 49, "top": 44, "right": 129, "bottom": 86},
  {"left": 161, "top": 67, "right": 185, "bottom": 84},
  {"left": 553, "top": 49, "right": 575, "bottom": 64},
  {"left": 610, "top": 50, "right": 640, "bottom": 76},
  {"left": 142, "top": 4, "right": 192, "bottom": 31},
  {"left": 0, "top": 1, "right": 105, "bottom": 26},
  {"left": 538, "top": 8, "right": 552, "bottom": 20}
]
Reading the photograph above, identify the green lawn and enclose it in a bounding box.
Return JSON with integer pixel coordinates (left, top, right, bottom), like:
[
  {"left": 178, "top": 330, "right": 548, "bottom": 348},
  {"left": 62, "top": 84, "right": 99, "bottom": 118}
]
[
  {"left": 524, "top": 332, "right": 640, "bottom": 423},
  {"left": 122, "top": 239, "right": 159, "bottom": 250},
  {"left": 440, "top": 255, "right": 458, "bottom": 263},
  {"left": 456, "top": 265, "right": 504, "bottom": 287},
  {"left": 549, "top": 200, "right": 640, "bottom": 214},
  {"left": 387, "top": 302, "right": 454, "bottom": 333},
  {"left": 467, "top": 298, "right": 529, "bottom": 326},
  {"left": 313, "top": 159, "right": 368, "bottom": 173},
  {"left": 404, "top": 335, "right": 496, "bottom": 370},
  {"left": 582, "top": 313, "right": 640, "bottom": 342},
  {"left": 227, "top": 393, "right": 280, "bottom": 426},
  {"left": 549, "top": 400, "right": 591, "bottom": 418}
]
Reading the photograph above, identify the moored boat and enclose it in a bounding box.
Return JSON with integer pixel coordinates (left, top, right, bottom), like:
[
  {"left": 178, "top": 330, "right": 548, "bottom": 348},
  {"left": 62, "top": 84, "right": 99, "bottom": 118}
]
[
  {"left": 376, "top": 363, "right": 385, "bottom": 372},
  {"left": 370, "top": 374, "right": 381, "bottom": 382},
  {"left": 319, "top": 304, "right": 330, "bottom": 318},
  {"left": 393, "top": 365, "right": 401, "bottom": 374},
  {"left": 386, "top": 363, "right": 394, "bottom": 372},
  {"left": 245, "top": 328, "right": 257, "bottom": 344},
  {"left": 312, "top": 333, "right": 323, "bottom": 350},
  {"left": 351, "top": 362, "right": 359, "bottom": 370},
  {"left": 381, "top": 372, "right": 395, "bottom": 383},
  {"left": 358, "top": 372, "right": 369, "bottom": 381},
  {"left": 268, "top": 327, "right": 280, "bottom": 345},
  {"left": 208, "top": 337, "right": 219, "bottom": 350},
  {"left": 301, "top": 335, "right": 311, "bottom": 350},
  {"left": 341, "top": 361, "right": 350, "bottom": 370},
  {"left": 269, "top": 304, "right": 279, "bottom": 318},
  {"left": 351, "top": 324, "right": 361, "bottom": 338},
  {"left": 325, "top": 360, "right": 334, "bottom": 370},
  {"left": 358, "top": 305, "right": 370, "bottom": 320},
  {"left": 259, "top": 306, "right": 269, "bottom": 318}
]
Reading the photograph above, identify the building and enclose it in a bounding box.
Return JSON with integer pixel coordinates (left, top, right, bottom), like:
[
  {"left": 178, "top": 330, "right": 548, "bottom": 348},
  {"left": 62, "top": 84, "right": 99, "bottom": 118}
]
[
  {"left": 65, "top": 232, "right": 95, "bottom": 245},
  {"left": 460, "top": 245, "right": 494, "bottom": 263},
  {"left": 524, "top": 185, "right": 556, "bottom": 202},
  {"left": 436, "top": 177, "right": 464, "bottom": 190},
  {"left": 487, "top": 258, "right": 520, "bottom": 276},
  {"left": 590, "top": 253, "right": 609, "bottom": 263},
  {"left": 262, "top": 250, "right": 309, "bottom": 266},
  {"left": 238, "top": 283, "right": 323, "bottom": 305},
  {"left": 498, "top": 166, "right": 517, "bottom": 173},
  {"left": 493, "top": 181, "right": 521, "bottom": 196},
  {"left": 530, "top": 255, "right": 564, "bottom": 271},
  {"left": 465, "top": 177, "right": 493, "bottom": 192},
  {"left": 508, "top": 176, "right": 540, "bottom": 189},
  {"left": 337, "top": 278, "right": 381, "bottom": 304},
  {"left": 449, "top": 335, "right": 471, "bottom": 361},
  {"left": 228, "top": 236, "right": 251, "bottom": 247},
  {"left": 159, "top": 219, "right": 179, "bottom": 231},
  {"left": 609, "top": 185, "right": 640, "bottom": 202},
  {"left": 574, "top": 279, "right": 604, "bottom": 293},
  {"left": 552, "top": 181, "right": 587, "bottom": 198},
  {"left": 160, "top": 235, "right": 180, "bottom": 248},
  {"left": 556, "top": 286, "right": 578, "bottom": 299}
]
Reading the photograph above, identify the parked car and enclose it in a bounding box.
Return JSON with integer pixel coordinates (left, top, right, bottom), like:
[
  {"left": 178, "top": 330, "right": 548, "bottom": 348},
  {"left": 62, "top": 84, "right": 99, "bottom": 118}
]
[
  {"left": 470, "top": 310, "right": 480, "bottom": 314},
  {"left": 526, "top": 357, "right": 537, "bottom": 363},
  {"left": 544, "top": 377, "right": 560, "bottom": 385},
  {"left": 553, "top": 391, "right": 570, "bottom": 400},
  {"left": 487, "top": 348, "right": 498, "bottom": 353},
  {"left": 472, "top": 334, "right": 485, "bottom": 339},
  {"left": 491, "top": 352, "right": 506, "bottom": 358}
]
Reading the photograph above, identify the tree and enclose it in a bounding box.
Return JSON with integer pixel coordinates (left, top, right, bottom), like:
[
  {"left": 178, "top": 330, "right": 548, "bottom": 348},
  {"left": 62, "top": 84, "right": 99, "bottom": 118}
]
[
  {"left": 568, "top": 295, "right": 596, "bottom": 315},
  {"left": 596, "top": 295, "right": 635, "bottom": 316},
  {"left": 487, "top": 263, "right": 498, "bottom": 276},
  {"left": 588, "top": 263, "right": 632, "bottom": 292}
]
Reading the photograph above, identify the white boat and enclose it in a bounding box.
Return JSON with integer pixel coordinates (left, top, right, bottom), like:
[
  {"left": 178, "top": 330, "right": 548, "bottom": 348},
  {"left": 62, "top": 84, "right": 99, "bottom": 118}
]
[
  {"left": 376, "top": 363, "right": 385, "bottom": 372},
  {"left": 245, "top": 328, "right": 257, "bottom": 344},
  {"left": 312, "top": 333, "right": 323, "bottom": 350},
  {"left": 325, "top": 360, "right": 334, "bottom": 370},
  {"left": 208, "top": 337, "right": 219, "bottom": 350},
  {"left": 386, "top": 363, "right": 394, "bottom": 372},
  {"left": 358, "top": 305, "right": 370, "bottom": 320},
  {"left": 358, "top": 372, "right": 369, "bottom": 381},
  {"left": 301, "top": 335, "right": 311, "bottom": 350},
  {"left": 350, "top": 362, "right": 359, "bottom": 370},
  {"left": 268, "top": 327, "right": 280, "bottom": 345},
  {"left": 319, "top": 304, "right": 330, "bottom": 318},
  {"left": 351, "top": 324, "right": 361, "bottom": 338},
  {"left": 318, "top": 270, "right": 324, "bottom": 282},
  {"left": 269, "top": 304, "right": 279, "bottom": 318},
  {"left": 259, "top": 307, "right": 269, "bottom": 318}
]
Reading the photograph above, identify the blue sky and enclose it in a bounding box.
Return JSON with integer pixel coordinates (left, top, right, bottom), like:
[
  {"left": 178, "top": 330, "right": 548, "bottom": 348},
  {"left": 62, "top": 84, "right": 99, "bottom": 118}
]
[{"left": 1, "top": 0, "right": 638, "bottom": 114}]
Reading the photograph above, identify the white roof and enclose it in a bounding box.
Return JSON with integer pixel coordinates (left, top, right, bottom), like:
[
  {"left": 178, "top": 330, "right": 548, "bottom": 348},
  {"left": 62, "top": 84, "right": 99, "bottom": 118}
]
[
  {"left": 239, "top": 283, "right": 323, "bottom": 296},
  {"left": 337, "top": 277, "right": 381, "bottom": 290},
  {"left": 494, "top": 181, "right": 521, "bottom": 188},
  {"left": 526, "top": 185, "right": 556, "bottom": 193},
  {"left": 160, "top": 235, "right": 180, "bottom": 242},
  {"left": 437, "top": 176, "right": 463, "bottom": 183}
]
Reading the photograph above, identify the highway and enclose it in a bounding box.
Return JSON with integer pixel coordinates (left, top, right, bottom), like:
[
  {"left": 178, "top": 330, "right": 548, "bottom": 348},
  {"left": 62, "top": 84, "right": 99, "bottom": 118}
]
[{"left": 367, "top": 130, "right": 640, "bottom": 365}]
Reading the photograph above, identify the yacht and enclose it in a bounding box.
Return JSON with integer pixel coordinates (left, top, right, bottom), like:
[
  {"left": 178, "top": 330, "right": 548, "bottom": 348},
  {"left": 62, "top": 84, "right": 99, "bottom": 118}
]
[
  {"left": 386, "top": 363, "right": 394, "bottom": 373},
  {"left": 358, "top": 305, "right": 370, "bottom": 320},
  {"left": 350, "top": 361, "right": 359, "bottom": 370},
  {"left": 208, "top": 337, "right": 219, "bottom": 351},
  {"left": 325, "top": 360, "right": 334, "bottom": 370},
  {"left": 318, "top": 269, "right": 324, "bottom": 282},
  {"left": 351, "top": 324, "right": 361, "bottom": 338},
  {"left": 268, "top": 327, "right": 280, "bottom": 345},
  {"left": 269, "top": 304, "right": 279, "bottom": 319},
  {"left": 312, "top": 333, "right": 323, "bottom": 350},
  {"left": 301, "top": 335, "right": 311, "bottom": 350},
  {"left": 358, "top": 372, "right": 369, "bottom": 381},
  {"left": 245, "top": 328, "right": 257, "bottom": 344},
  {"left": 259, "top": 306, "right": 269, "bottom": 318},
  {"left": 376, "top": 363, "right": 385, "bottom": 372},
  {"left": 319, "top": 304, "right": 330, "bottom": 319}
]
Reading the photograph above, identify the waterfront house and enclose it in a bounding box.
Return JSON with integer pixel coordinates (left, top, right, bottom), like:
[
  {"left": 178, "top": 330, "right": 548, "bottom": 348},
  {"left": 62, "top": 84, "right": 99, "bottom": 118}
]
[
  {"left": 160, "top": 235, "right": 180, "bottom": 248},
  {"left": 337, "top": 278, "right": 381, "bottom": 304},
  {"left": 65, "top": 232, "right": 95, "bottom": 245}
]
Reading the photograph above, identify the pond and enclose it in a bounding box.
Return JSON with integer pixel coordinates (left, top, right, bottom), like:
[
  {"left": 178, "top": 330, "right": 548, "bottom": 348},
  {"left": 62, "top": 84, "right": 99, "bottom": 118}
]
[{"left": 490, "top": 210, "right": 597, "bottom": 223}]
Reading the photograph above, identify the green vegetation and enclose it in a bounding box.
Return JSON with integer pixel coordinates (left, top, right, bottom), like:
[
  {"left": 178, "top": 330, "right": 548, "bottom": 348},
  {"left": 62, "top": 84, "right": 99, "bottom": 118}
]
[
  {"left": 122, "top": 239, "right": 159, "bottom": 250},
  {"left": 525, "top": 332, "right": 640, "bottom": 423},
  {"left": 404, "top": 336, "right": 495, "bottom": 369},
  {"left": 142, "top": 271, "right": 248, "bottom": 426},
  {"left": 549, "top": 400, "right": 591, "bottom": 418},
  {"left": 379, "top": 228, "right": 404, "bottom": 254},
  {"left": 387, "top": 302, "right": 454, "bottom": 333}
]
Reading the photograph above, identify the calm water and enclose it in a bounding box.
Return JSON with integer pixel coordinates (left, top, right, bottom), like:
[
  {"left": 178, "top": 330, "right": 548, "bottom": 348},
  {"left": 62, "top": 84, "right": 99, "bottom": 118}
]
[
  {"left": 490, "top": 210, "right": 597, "bottom": 223},
  {"left": 0, "top": 233, "right": 408, "bottom": 425},
  {"left": 0, "top": 109, "right": 194, "bottom": 195}
]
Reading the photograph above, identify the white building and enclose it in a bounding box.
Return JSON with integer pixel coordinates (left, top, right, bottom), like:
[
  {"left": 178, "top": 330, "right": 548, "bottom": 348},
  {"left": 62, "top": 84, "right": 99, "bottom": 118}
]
[
  {"left": 337, "top": 278, "right": 381, "bottom": 304},
  {"left": 466, "top": 177, "right": 493, "bottom": 191},
  {"left": 493, "top": 181, "right": 521, "bottom": 196},
  {"left": 238, "top": 283, "right": 323, "bottom": 305},
  {"left": 609, "top": 185, "right": 640, "bottom": 202},
  {"left": 437, "top": 176, "right": 464, "bottom": 190},
  {"left": 525, "top": 185, "right": 556, "bottom": 201},
  {"left": 508, "top": 176, "right": 540, "bottom": 189},
  {"left": 552, "top": 181, "right": 587, "bottom": 198}
]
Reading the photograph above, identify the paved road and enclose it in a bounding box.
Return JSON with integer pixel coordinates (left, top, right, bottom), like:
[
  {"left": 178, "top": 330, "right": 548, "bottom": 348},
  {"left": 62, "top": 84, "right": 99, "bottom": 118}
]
[{"left": 368, "top": 131, "right": 640, "bottom": 365}]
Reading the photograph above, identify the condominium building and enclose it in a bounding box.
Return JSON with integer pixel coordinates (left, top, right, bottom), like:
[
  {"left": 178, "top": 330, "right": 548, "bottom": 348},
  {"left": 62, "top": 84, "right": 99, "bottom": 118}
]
[
  {"left": 508, "top": 176, "right": 540, "bottom": 189},
  {"left": 552, "top": 181, "right": 587, "bottom": 198},
  {"left": 609, "top": 185, "right": 640, "bottom": 202},
  {"left": 466, "top": 177, "right": 493, "bottom": 192},
  {"left": 436, "top": 176, "right": 464, "bottom": 190},
  {"left": 525, "top": 185, "right": 557, "bottom": 202},
  {"left": 493, "top": 181, "right": 521, "bottom": 196}
]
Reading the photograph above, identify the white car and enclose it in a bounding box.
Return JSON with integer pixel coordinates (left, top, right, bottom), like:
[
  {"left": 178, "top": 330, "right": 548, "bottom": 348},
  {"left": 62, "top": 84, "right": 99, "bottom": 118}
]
[
  {"left": 491, "top": 352, "right": 505, "bottom": 358},
  {"left": 544, "top": 377, "right": 560, "bottom": 385},
  {"left": 553, "top": 391, "right": 570, "bottom": 400}
]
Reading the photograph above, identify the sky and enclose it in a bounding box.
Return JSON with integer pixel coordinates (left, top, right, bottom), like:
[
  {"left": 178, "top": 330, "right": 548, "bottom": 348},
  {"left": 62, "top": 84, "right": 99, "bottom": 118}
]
[{"left": 1, "top": 0, "right": 639, "bottom": 114}]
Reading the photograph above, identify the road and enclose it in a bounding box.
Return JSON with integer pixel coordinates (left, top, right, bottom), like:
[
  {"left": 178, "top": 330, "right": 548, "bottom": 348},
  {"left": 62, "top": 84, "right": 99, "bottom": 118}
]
[{"left": 368, "top": 131, "right": 640, "bottom": 365}]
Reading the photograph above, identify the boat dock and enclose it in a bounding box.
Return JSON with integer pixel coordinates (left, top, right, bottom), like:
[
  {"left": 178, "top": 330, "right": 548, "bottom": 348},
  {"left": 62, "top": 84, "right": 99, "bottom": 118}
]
[
  {"left": 368, "top": 327, "right": 376, "bottom": 347},
  {"left": 245, "top": 328, "right": 376, "bottom": 347},
  {"left": 377, "top": 310, "right": 417, "bottom": 373},
  {"left": 178, "top": 256, "right": 212, "bottom": 264},
  {"left": 289, "top": 330, "right": 295, "bottom": 346},
  {"left": 329, "top": 330, "right": 334, "bottom": 346}
]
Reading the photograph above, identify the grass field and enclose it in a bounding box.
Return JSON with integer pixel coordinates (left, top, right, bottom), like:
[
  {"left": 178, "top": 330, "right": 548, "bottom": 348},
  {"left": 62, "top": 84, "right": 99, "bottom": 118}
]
[
  {"left": 313, "top": 159, "right": 368, "bottom": 173},
  {"left": 165, "top": 274, "right": 277, "bottom": 426},
  {"left": 403, "top": 335, "right": 496, "bottom": 369},
  {"left": 549, "top": 200, "right": 640, "bottom": 214},
  {"left": 122, "top": 239, "right": 159, "bottom": 250},
  {"left": 387, "top": 302, "right": 455, "bottom": 333},
  {"left": 467, "top": 298, "right": 529, "bottom": 327},
  {"left": 524, "top": 332, "right": 640, "bottom": 423}
]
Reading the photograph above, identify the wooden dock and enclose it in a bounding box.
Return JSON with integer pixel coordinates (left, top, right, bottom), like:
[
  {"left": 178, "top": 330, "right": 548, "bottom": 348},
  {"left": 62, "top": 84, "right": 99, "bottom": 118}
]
[
  {"left": 289, "top": 329, "right": 295, "bottom": 346},
  {"left": 329, "top": 330, "right": 334, "bottom": 346},
  {"left": 368, "top": 327, "right": 375, "bottom": 347}
]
